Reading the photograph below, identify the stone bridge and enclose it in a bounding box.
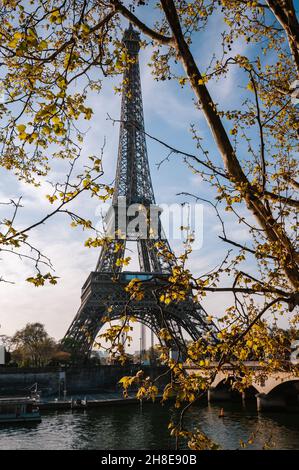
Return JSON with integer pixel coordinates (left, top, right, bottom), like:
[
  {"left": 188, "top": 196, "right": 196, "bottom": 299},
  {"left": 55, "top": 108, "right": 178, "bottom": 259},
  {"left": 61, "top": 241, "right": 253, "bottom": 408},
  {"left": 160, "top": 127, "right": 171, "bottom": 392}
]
[{"left": 186, "top": 362, "right": 299, "bottom": 411}]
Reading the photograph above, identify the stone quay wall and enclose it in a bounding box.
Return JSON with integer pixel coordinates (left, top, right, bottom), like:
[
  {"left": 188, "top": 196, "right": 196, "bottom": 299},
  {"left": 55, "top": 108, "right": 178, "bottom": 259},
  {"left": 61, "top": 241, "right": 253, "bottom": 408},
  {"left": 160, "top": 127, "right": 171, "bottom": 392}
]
[{"left": 0, "top": 365, "right": 169, "bottom": 397}]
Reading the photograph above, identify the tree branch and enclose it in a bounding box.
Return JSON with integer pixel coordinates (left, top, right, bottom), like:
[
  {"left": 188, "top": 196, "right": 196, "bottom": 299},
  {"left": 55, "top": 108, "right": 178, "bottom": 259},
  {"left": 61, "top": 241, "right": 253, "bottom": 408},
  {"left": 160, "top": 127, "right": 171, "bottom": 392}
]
[
  {"left": 218, "top": 235, "right": 277, "bottom": 260},
  {"left": 264, "top": 190, "right": 299, "bottom": 208},
  {"left": 107, "top": 114, "right": 228, "bottom": 179},
  {"left": 111, "top": 0, "right": 174, "bottom": 45},
  {"left": 266, "top": 0, "right": 299, "bottom": 77}
]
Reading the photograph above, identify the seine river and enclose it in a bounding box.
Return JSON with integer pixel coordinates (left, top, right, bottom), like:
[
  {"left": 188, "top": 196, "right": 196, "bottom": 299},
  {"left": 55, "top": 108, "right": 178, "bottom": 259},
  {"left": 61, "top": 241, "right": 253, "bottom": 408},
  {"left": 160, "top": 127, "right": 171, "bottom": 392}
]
[{"left": 0, "top": 402, "right": 299, "bottom": 450}]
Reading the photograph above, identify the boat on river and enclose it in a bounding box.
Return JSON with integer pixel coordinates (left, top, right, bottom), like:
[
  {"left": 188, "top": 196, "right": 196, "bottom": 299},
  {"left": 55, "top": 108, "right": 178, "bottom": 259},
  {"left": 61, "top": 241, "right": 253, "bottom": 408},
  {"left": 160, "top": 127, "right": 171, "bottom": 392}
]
[{"left": 0, "top": 397, "right": 41, "bottom": 424}]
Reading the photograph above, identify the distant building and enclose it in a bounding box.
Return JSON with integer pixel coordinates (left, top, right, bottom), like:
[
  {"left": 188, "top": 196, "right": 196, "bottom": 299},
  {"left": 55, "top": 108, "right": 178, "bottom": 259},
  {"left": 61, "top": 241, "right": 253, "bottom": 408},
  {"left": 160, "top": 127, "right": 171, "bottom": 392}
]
[{"left": 90, "top": 350, "right": 110, "bottom": 364}]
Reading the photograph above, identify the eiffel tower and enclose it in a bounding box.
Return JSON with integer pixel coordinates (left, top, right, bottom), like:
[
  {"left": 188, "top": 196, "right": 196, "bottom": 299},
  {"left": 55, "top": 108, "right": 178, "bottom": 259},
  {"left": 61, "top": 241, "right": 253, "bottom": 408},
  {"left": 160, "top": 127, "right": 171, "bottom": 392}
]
[{"left": 62, "top": 24, "right": 214, "bottom": 358}]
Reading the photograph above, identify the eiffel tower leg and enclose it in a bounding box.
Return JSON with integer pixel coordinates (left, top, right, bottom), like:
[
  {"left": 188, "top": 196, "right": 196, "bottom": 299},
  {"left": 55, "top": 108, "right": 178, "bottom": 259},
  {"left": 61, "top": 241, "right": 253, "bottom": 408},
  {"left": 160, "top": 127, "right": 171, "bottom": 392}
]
[
  {"left": 137, "top": 238, "right": 174, "bottom": 274},
  {"left": 137, "top": 239, "right": 151, "bottom": 272},
  {"left": 62, "top": 275, "right": 216, "bottom": 359},
  {"left": 62, "top": 298, "right": 104, "bottom": 357},
  {"left": 95, "top": 239, "right": 126, "bottom": 273}
]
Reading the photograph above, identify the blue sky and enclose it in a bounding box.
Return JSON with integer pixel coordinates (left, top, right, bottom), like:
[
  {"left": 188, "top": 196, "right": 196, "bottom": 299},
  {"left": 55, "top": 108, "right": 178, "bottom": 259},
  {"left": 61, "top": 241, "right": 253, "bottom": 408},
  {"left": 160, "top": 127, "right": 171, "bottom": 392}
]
[{"left": 0, "top": 3, "right": 292, "bottom": 351}]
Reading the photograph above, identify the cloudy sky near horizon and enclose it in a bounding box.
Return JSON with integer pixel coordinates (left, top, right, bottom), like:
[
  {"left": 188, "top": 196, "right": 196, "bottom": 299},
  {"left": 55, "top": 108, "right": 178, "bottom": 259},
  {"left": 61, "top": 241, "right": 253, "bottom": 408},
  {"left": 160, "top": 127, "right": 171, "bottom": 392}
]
[{"left": 0, "top": 3, "right": 287, "bottom": 352}]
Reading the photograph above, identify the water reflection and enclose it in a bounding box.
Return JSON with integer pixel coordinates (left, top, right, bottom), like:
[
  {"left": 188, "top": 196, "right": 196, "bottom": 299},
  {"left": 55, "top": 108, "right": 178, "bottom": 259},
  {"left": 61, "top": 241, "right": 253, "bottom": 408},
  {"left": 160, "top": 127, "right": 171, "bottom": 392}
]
[{"left": 0, "top": 403, "right": 298, "bottom": 450}]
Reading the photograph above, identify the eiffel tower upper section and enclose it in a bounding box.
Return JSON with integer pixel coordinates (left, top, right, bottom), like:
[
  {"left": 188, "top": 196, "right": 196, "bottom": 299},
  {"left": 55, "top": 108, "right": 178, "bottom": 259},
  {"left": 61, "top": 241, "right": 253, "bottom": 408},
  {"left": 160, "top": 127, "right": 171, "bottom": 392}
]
[
  {"left": 95, "top": 24, "right": 172, "bottom": 274},
  {"left": 113, "top": 24, "right": 155, "bottom": 207}
]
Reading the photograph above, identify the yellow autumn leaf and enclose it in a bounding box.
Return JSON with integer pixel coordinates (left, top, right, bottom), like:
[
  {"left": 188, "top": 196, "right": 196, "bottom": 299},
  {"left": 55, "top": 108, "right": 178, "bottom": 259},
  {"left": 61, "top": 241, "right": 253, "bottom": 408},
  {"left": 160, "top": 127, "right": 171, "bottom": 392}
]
[
  {"left": 52, "top": 116, "right": 61, "bottom": 125},
  {"left": 13, "top": 32, "right": 23, "bottom": 40},
  {"left": 8, "top": 39, "right": 18, "bottom": 48},
  {"left": 19, "top": 132, "right": 27, "bottom": 140},
  {"left": 39, "top": 40, "right": 48, "bottom": 50},
  {"left": 17, "top": 124, "right": 26, "bottom": 133}
]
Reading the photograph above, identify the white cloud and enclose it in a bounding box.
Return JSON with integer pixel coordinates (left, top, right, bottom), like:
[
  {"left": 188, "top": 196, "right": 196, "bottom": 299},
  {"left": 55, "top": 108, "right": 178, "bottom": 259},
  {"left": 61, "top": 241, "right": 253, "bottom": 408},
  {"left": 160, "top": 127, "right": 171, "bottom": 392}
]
[
  {"left": 0, "top": 222, "right": 95, "bottom": 339},
  {"left": 140, "top": 47, "right": 202, "bottom": 130}
]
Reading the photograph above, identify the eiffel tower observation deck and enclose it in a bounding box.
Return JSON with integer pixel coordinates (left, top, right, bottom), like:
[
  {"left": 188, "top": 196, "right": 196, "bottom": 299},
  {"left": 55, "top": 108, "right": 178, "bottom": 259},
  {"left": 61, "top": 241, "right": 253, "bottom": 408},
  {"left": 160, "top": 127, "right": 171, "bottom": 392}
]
[{"left": 62, "top": 24, "right": 214, "bottom": 358}]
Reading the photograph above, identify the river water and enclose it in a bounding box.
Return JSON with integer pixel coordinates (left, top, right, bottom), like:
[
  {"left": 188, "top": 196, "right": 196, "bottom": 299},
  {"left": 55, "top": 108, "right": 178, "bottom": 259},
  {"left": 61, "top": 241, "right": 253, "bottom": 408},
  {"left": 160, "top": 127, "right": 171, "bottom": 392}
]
[{"left": 0, "top": 402, "right": 298, "bottom": 450}]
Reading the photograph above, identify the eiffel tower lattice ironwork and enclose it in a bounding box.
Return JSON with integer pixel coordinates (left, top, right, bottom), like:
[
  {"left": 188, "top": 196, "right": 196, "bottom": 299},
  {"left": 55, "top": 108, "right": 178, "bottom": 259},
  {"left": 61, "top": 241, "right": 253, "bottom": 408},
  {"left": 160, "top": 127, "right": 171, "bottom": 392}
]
[{"left": 62, "top": 25, "right": 214, "bottom": 358}]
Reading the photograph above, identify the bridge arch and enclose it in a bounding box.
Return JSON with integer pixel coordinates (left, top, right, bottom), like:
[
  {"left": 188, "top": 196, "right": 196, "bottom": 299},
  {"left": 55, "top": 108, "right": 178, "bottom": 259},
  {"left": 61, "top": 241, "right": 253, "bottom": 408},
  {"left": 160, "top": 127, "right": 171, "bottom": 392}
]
[
  {"left": 266, "top": 378, "right": 299, "bottom": 398},
  {"left": 209, "top": 376, "right": 260, "bottom": 402}
]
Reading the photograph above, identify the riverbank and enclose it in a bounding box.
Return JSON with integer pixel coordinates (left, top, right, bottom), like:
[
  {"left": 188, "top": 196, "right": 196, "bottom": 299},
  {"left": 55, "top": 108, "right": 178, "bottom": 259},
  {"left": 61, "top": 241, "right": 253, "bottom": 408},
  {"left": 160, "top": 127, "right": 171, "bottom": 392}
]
[
  {"left": 0, "top": 365, "right": 169, "bottom": 397},
  {"left": 37, "top": 393, "right": 163, "bottom": 410}
]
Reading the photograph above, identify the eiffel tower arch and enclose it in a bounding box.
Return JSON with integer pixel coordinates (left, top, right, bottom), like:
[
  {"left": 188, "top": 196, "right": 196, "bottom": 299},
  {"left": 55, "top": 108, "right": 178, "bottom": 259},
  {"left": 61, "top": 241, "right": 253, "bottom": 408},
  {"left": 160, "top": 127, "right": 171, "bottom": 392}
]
[{"left": 62, "top": 24, "right": 214, "bottom": 358}]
